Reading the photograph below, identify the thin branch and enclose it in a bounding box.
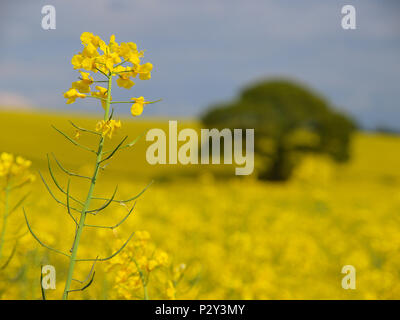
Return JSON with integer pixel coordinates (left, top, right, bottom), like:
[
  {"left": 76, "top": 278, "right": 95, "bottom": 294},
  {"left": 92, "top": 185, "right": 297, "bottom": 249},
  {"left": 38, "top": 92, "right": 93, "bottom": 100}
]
[
  {"left": 40, "top": 265, "right": 46, "bottom": 300},
  {"left": 87, "top": 185, "right": 118, "bottom": 214},
  {"left": 86, "top": 96, "right": 108, "bottom": 102},
  {"left": 23, "top": 208, "right": 70, "bottom": 258},
  {"left": 66, "top": 180, "right": 78, "bottom": 225},
  {"left": 75, "top": 232, "right": 134, "bottom": 262},
  {"left": 99, "top": 136, "right": 128, "bottom": 163},
  {"left": 102, "top": 131, "right": 145, "bottom": 155},
  {"left": 112, "top": 70, "right": 132, "bottom": 75},
  {"left": 38, "top": 171, "right": 81, "bottom": 213},
  {"left": 52, "top": 125, "right": 97, "bottom": 154},
  {"left": 131, "top": 256, "right": 149, "bottom": 300},
  {"left": 52, "top": 153, "right": 91, "bottom": 180},
  {"left": 92, "top": 180, "right": 153, "bottom": 203},
  {"left": 79, "top": 77, "right": 108, "bottom": 83},
  {"left": 47, "top": 155, "right": 84, "bottom": 206},
  {"left": 113, "top": 60, "right": 128, "bottom": 69},
  {"left": 69, "top": 224, "right": 79, "bottom": 254},
  {"left": 95, "top": 66, "right": 109, "bottom": 78},
  {"left": 85, "top": 202, "right": 136, "bottom": 229},
  {"left": 9, "top": 180, "right": 30, "bottom": 191},
  {"left": 72, "top": 257, "right": 98, "bottom": 284},
  {"left": 67, "top": 271, "right": 95, "bottom": 294},
  {"left": 0, "top": 242, "right": 17, "bottom": 270},
  {"left": 111, "top": 98, "right": 162, "bottom": 104},
  {"left": 69, "top": 121, "right": 101, "bottom": 136},
  {"left": 110, "top": 101, "right": 132, "bottom": 104},
  {"left": 7, "top": 192, "right": 30, "bottom": 218},
  {"left": 108, "top": 108, "right": 114, "bottom": 121}
]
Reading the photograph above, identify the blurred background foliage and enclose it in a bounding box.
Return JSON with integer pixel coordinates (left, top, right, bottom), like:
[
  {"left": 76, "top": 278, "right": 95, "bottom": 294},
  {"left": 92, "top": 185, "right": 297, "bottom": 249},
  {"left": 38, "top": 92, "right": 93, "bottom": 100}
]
[
  {"left": 1, "top": 78, "right": 400, "bottom": 299},
  {"left": 202, "top": 79, "right": 356, "bottom": 181}
]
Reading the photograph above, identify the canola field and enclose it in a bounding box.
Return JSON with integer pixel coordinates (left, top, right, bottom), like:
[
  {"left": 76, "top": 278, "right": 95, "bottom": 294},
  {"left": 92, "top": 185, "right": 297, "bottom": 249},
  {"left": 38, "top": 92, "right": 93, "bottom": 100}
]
[{"left": 1, "top": 111, "right": 400, "bottom": 299}]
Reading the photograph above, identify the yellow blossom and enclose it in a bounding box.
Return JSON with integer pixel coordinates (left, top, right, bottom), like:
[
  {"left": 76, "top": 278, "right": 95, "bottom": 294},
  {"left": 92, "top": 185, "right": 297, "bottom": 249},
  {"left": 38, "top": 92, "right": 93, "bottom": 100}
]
[
  {"left": 71, "top": 72, "right": 93, "bottom": 93},
  {"left": 82, "top": 42, "right": 99, "bottom": 58},
  {"left": 166, "top": 281, "right": 176, "bottom": 300},
  {"left": 80, "top": 32, "right": 103, "bottom": 48},
  {"left": 63, "top": 88, "right": 86, "bottom": 104},
  {"left": 136, "top": 63, "right": 153, "bottom": 80},
  {"left": 115, "top": 66, "right": 137, "bottom": 89},
  {"left": 116, "top": 77, "right": 135, "bottom": 89},
  {"left": 0, "top": 152, "right": 34, "bottom": 183},
  {"left": 130, "top": 96, "right": 149, "bottom": 116},
  {"left": 95, "top": 119, "right": 121, "bottom": 139},
  {"left": 71, "top": 53, "right": 84, "bottom": 69},
  {"left": 91, "top": 86, "right": 110, "bottom": 109},
  {"left": 80, "top": 71, "right": 93, "bottom": 84},
  {"left": 154, "top": 250, "right": 169, "bottom": 267},
  {"left": 106, "top": 230, "right": 180, "bottom": 300},
  {"left": 96, "top": 51, "right": 121, "bottom": 72},
  {"left": 148, "top": 260, "right": 158, "bottom": 271},
  {"left": 118, "top": 42, "right": 142, "bottom": 65},
  {"left": 109, "top": 34, "right": 119, "bottom": 53},
  {"left": 74, "top": 130, "right": 81, "bottom": 140},
  {"left": 69, "top": 32, "right": 152, "bottom": 77}
]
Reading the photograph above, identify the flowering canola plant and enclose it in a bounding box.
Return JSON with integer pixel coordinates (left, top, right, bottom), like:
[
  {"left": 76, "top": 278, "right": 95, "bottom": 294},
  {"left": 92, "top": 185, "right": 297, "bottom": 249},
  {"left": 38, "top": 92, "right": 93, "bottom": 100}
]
[
  {"left": 24, "top": 32, "right": 160, "bottom": 300},
  {"left": 0, "top": 153, "right": 34, "bottom": 268},
  {"left": 106, "top": 231, "right": 183, "bottom": 300}
]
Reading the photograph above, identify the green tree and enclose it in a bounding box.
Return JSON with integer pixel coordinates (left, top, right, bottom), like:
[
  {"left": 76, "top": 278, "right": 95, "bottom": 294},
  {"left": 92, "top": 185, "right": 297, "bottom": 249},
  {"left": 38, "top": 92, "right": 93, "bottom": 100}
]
[{"left": 202, "top": 79, "right": 356, "bottom": 181}]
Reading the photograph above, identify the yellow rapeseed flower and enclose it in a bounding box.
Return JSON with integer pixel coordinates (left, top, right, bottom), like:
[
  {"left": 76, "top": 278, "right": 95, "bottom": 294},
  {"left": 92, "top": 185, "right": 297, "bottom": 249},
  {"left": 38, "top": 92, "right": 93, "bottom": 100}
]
[
  {"left": 116, "top": 77, "right": 135, "bottom": 89},
  {"left": 91, "top": 86, "right": 111, "bottom": 109},
  {"left": 95, "top": 119, "right": 122, "bottom": 139},
  {"left": 80, "top": 32, "right": 103, "bottom": 48},
  {"left": 71, "top": 71, "right": 94, "bottom": 93},
  {"left": 0, "top": 152, "right": 35, "bottom": 183},
  {"left": 166, "top": 281, "right": 176, "bottom": 300},
  {"left": 136, "top": 63, "right": 153, "bottom": 80},
  {"left": 118, "top": 42, "right": 141, "bottom": 65},
  {"left": 66, "top": 32, "right": 157, "bottom": 116},
  {"left": 63, "top": 88, "right": 86, "bottom": 104},
  {"left": 130, "top": 96, "right": 149, "bottom": 116}
]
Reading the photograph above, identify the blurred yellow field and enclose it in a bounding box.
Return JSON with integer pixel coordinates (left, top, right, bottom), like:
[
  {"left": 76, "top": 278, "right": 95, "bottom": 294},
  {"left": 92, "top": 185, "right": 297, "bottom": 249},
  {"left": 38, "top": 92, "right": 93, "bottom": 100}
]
[{"left": 1, "top": 111, "right": 400, "bottom": 299}]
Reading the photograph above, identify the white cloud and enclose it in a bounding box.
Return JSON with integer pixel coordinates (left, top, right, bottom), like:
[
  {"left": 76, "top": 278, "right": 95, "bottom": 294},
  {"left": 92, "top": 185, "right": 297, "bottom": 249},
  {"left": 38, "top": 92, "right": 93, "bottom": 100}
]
[{"left": 0, "top": 91, "right": 33, "bottom": 110}]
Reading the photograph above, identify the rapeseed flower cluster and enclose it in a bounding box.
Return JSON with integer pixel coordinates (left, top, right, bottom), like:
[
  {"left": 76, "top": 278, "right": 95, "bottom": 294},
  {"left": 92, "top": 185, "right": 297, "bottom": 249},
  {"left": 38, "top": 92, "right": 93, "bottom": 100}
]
[
  {"left": 106, "top": 231, "right": 178, "bottom": 300},
  {"left": 0, "top": 152, "right": 34, "bottom": 274},
  {"left": 96, "top": 119, "right": 122, "bottom": 139},
  {"left": 63, "top": 32, "right": 154, "bottom": 120},
  {"left": 0, "top": 152, "right": 35, "bottom": 184}
]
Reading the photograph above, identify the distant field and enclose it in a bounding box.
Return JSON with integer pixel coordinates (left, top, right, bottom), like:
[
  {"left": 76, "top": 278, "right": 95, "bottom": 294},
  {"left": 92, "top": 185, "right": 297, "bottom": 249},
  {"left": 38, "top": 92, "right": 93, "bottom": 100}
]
[
  {"left": 1, "top": 110, "right": 399, "bottom": 182},
  {"left": 1, "top": 110, "right": 400, "bottom": 299},
  {"left": 0, "top": 110, "right": 227, "bottom": 181}
]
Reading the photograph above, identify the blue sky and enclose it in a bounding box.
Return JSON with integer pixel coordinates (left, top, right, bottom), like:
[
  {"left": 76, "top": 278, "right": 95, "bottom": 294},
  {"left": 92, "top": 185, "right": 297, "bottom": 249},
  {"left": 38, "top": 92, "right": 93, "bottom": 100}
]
[{"left": 0, "top": 0, "right": 399, "bottom": 129}]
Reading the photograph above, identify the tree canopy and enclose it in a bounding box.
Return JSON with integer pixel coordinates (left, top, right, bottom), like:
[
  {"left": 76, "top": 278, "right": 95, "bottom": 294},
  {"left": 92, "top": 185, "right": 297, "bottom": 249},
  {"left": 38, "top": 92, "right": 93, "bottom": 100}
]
[{"left": 202, "top": 79, "right": 356, "bottom": 180}]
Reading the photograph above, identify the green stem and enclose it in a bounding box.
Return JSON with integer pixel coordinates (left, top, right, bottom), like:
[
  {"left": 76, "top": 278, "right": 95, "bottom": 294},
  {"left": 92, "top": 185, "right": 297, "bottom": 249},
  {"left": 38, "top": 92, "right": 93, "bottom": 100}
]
[
  {"left": 132, "top": 257, "right": 149, "bottom": 300},
  {"left": 62, "top": 75, "right": 113, "bottom": 300},
  {"left": 143, "top": 282, "right": 149, "bottom": 300},
  {"left": 111, "top": 99, "right": 162, "bottom": 104},
  {"left": 104, "top": 73, "right": 112, "bottom": 121},
  {"left": 0, "top": 185, "right": 10, "bottom": 261}
]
